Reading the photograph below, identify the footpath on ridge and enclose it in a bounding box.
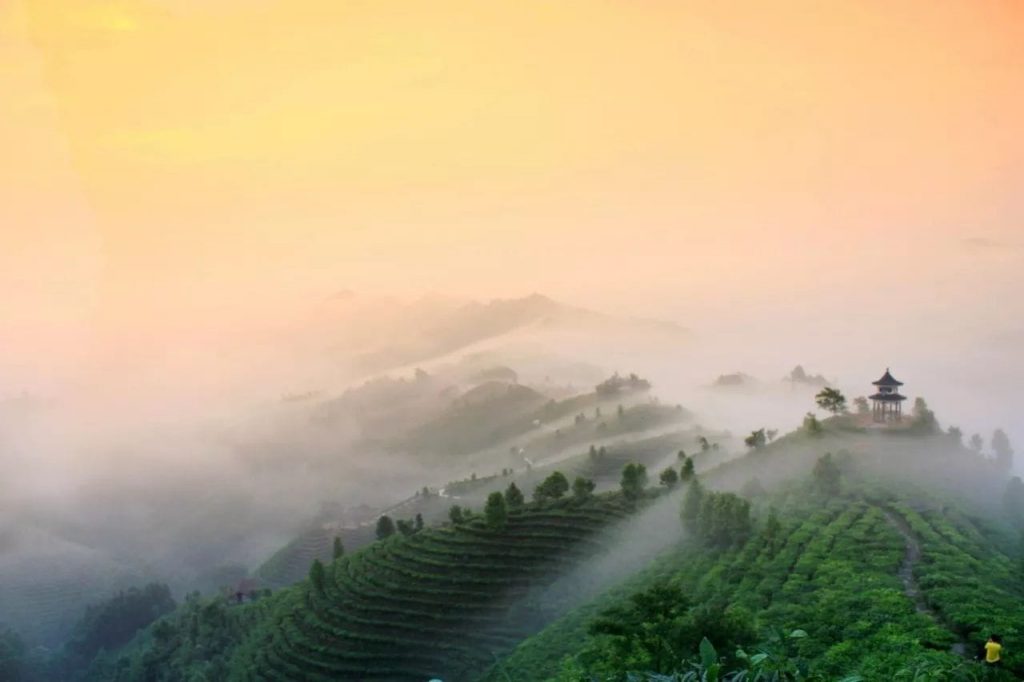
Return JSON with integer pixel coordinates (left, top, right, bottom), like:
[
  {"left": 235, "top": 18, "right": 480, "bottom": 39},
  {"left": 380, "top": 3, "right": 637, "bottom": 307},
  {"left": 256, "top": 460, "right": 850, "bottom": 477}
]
[{"left": 882, "top": 509, "right": 968, "bottom": 657}]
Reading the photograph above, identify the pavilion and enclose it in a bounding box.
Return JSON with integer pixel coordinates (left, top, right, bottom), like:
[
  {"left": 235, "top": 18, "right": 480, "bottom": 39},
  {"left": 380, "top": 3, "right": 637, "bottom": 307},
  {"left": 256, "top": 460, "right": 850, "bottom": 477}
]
[{"left": 870, "top": 368, "right": 906, "bottom": 422}]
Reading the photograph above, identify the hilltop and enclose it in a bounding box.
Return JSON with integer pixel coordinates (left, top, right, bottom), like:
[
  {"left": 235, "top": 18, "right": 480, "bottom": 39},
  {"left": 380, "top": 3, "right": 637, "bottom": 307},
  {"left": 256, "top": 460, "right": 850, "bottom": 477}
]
[{"left": 484, "top": 415, "right": 1024, "bottom": 680}]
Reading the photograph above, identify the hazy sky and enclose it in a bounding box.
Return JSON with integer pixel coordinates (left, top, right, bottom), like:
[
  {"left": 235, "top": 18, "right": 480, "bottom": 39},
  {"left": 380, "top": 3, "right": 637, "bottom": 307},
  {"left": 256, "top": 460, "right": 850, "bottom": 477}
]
[{"left": 2, "top": 0, "right": 1023, "bottom": 387}]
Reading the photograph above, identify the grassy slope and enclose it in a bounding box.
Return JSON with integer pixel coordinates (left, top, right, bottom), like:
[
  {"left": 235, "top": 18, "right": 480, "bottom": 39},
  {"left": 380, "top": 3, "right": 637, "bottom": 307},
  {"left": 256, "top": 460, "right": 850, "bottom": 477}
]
[
  {"left": 255, "top": 404, "right": 700, "bottom": 588},
  {"left": 483, "top": 425, "right": 1024, "bottom": 680},
  {"left": 93, "top": 493, "right": 649, "bottom": 682}
]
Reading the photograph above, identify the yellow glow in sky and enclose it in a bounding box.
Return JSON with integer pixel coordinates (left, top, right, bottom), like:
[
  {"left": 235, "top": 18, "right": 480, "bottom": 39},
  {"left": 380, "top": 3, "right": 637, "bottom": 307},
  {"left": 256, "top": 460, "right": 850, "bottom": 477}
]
[{"left": 2, "top": 0, "right": 1023, "bottom": 373}]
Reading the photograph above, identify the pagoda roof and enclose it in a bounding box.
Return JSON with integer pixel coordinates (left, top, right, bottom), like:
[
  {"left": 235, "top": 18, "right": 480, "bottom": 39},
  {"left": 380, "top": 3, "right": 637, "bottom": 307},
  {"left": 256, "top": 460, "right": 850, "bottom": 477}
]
[
  {"left": 870, "top": 392, "right": 906, "bottom": 402},
  {"left": 872, "top": 369, "right": 903, "bottom": 387}
]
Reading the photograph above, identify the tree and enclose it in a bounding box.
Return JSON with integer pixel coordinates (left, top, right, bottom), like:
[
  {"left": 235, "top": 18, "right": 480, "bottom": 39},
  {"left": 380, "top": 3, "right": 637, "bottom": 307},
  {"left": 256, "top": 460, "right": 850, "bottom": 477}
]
[
  {"left": 696, "top": 491, "right": 752, "bottom": 547},
  {"left": 677, "top": 449, "right": 687, "bottom": 460},
  {"left": 698, "top": 435, "right": 711, "bottom": 453},
  {"left": 853, "top": 396, "right": 870, "bottom": 415},
  {"left": 448, "top": 505, "right": 465, "bottom": 525},
  {"left": 572, "top": 476, "right": 596, "bottom": 499},
  {"left": 815, "top": 387, "right": 847, "bottom": 415},
  {"left": 970, "top": 433, "right": 984, "bottom": 454},
  {"left": 913, "top": 397, "right": 937, "bottom": 430},
  {"left": 505, "top": 481, "right": 525, "bottom": 508},
  {"left": 993, "top": 429, "right": 1014, "bottom": 472},
  {"left": 659, "top": 467, "right": 679, "bottom": 489},
  {"left": 620, "top": 463, "right": 649, "bottom": 500},
  {"left": 681, "top": 478, "right": 704, "bottom": 529},
  {"left": 947, "top": 426, "right": 963, "bottom": 445},
  {"left": 744, "top": 428, "right": 767, "bottom": 450},
  {"left": 375, "top": 515, "right": 396, "bottom": 540},
  {"left": 415, "top": 513, "right": 424, "bottom": 532},
  {"left": 484, "top": 492, "right": 508, "bottom": 530},
  {"left": 766, "top": 429, "right": 779, "bottom": 442},
  {"left": 803, "top": 412, "right": 822, "bottom": 436},
  {"left": 396, "top": 519, "right": 415, "bottom": 536},
  {"left": 586, "top": 583, "right": 695, "bottom": 674},
  {"left": 1003, "top": 477, "right": 1024, "bottom": 526},
  {"left": 585, "top": 584, "right": 755, "bottom": 677},
  {"left": 812, "top": 453, "right": 841, "bottom": 496},
  {"left": 533, "top": 471, "right": 570, "bottom": 501},
  {"left": 61, "top": 583, "right": 176, "bottom": 666},
  {"left": 332, "top": 536, "right": 344, "bottom": 560},
  {"left": 309, "top": 559, "right": 325, "bottom": 593},
  {"left": 762, "top": 508, "right": 783, "bottom": 556},
  {"left": 589, "top": 444, "right": 597, "bottom": 459},
  {"left": 680, "top": 457, "right": 695, "bottom": 482}
]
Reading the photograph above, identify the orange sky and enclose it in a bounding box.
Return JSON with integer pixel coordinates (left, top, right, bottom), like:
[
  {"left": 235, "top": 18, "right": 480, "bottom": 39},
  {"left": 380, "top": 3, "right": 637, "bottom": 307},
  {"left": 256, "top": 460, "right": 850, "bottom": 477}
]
[{"left": 2, "top": 0, "right": 1023, "bottom": 380}]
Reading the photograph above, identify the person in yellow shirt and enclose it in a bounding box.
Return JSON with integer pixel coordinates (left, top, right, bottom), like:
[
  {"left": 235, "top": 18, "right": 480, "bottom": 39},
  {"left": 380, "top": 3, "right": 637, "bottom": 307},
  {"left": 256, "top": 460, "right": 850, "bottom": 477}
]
[{"left": 984, "top": 634, "right": 1002, "bottom": 665}]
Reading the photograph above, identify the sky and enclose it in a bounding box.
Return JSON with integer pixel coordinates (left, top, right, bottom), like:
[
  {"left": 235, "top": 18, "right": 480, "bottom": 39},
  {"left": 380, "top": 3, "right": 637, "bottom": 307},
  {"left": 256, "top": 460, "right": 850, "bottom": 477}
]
[{"left": 2, "top": 0, "right": 1023, "bottom": 392}]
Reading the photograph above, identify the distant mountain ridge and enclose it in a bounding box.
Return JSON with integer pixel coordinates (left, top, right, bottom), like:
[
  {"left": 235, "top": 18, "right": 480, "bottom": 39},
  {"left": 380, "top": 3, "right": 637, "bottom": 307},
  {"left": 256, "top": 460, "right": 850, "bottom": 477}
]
[{"left": 307, "top": 292, "right": 687, "bottom": 377}]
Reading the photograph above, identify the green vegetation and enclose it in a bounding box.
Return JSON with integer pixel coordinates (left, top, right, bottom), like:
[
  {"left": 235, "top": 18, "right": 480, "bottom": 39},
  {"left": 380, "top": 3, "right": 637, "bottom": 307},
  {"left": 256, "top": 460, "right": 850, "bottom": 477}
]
[
  {"left": 486, "top": 424, "right": 1024, "bottom": 682},
  {"left": 83, "top": 491, "right": 646, "bottom": 681},
  {"left": 257, "top": 525, "right": 368, "bottom": 588},
  {"left": 332, "top": 536, "right": 344, "bottom": 560},
  {"left": 485, "top": 491, "right": 508, "bottom": 529},
  {"left": 0, "top": 626, "right": 40, "bottom": 682},
  {"left": 572, "top": 476, "right": 596, "bottom": 500},
  {"left": 744, "top": 428, "right": 767, "bottom": 450},
  {"left": 619, "top": 463, "right": 649, "bottom": 500},
  {"left": 659, "top": 467, "right": 680, "bottom": 489},
  {"left": 505, "top": 481, "right": 526, "bottom": 508},
  {"left": 993, "top": 429, "right": 1014, "bottom": 472},
  {"left": 59, "top": 395, "right": 1024, "bottom": 682},
  {"left": 375, "top": 514, "right": 396, "bottom": 540},
  {"left": 815, "top": 387, "right": 848, "bottom": 415},
  {"left": 535, "top": 471, "right": 571, "bottom": 501}
]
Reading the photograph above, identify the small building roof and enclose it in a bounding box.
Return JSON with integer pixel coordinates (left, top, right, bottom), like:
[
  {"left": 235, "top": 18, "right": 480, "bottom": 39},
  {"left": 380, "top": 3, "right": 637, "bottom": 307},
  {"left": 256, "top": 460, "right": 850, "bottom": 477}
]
[
  {"left": 872, "top": 369, "right": 904, "bottom": 387},
  {"left": 869, "top": 392, "right": 907, "bottom": 402}
]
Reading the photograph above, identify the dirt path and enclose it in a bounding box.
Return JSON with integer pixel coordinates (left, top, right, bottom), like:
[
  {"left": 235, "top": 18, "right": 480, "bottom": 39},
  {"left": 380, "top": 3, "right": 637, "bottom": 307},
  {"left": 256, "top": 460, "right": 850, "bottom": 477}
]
[{"left": 882, "top": 509, "right": 967, "bottom": 657}]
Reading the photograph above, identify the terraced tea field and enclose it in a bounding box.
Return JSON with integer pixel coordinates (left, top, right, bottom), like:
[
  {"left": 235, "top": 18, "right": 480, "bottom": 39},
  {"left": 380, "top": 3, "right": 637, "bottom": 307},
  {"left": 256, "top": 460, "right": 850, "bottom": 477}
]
[
  {"left": 487, "top": 490, "right": 1024, "bottom": 680},
  {"left": 239, "top": 498, "right": 634, "bottom": 681}
]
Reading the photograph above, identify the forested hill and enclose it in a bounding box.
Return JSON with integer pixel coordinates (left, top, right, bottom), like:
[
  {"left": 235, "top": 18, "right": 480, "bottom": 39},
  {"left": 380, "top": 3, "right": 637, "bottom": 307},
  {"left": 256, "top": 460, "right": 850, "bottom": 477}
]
[
  {"left": 484, "top": 420, "right": 1024, "bottom": 681},
  {"left": 28, "top": 414, "right": 1024, "bottom": 682},
  {"left": 75, "top": 487, "right": 662, "bottom": 682}
]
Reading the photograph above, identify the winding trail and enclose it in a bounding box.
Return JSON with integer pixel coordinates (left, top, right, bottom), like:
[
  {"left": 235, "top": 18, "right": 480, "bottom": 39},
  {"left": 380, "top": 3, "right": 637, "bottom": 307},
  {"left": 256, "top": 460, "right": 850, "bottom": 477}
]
[{"left": 882, "top": 509, "right": 967, "bottom": 657}]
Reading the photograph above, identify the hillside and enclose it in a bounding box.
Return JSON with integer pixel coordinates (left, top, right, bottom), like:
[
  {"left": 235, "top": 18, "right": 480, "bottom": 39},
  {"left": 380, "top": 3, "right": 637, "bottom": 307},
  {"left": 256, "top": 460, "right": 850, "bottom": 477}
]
[
  {"left": 82, "top": 493, "right": 648, "bottom": 682},
  {"left": 30, "top": 409, "right": 1024, "bottom": 682},
  {"left": 482, "top": 422, "right": 1024, "bottom": 681},
  {"left": 251, "top": 381, "right": 682, "bottom": 588}
]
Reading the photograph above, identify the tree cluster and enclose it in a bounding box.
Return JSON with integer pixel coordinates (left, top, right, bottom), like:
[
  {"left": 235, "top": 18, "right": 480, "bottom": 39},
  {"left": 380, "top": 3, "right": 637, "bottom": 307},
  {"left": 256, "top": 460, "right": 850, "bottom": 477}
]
[
  {"left": 582, "top": 582, "right": 755, "bottom": 676},
  {"left": 484, "top": 492, "right": 507, "bottom": 530},
  {"left": 693, "top": 491, "right": 752, "bottom": 547},
  {"left": 744, "top": 428, "right": 767, "bottom": 450},
  {"left": 534, "top": 471, "right": 570, "bottom": 502},
  {"left": 619, "top": 463, "right": 649, "bottom": 500},
  {"left": 595, "top": 372, "right": 651, "bottom": 397},
  {"left": 812, "top": 453, "right": 841, "bottom": 497}
]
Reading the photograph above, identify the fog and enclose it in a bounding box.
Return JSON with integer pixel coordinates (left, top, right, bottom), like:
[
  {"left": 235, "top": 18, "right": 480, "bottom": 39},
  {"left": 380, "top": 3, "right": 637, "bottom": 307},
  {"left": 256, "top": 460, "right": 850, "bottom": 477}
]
[
  {"left": 3, "top": 285, "right": 1021, "bottom": 640},
  {"left": 3, "top": 0, "right": 1024, "bottom": 653}
]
